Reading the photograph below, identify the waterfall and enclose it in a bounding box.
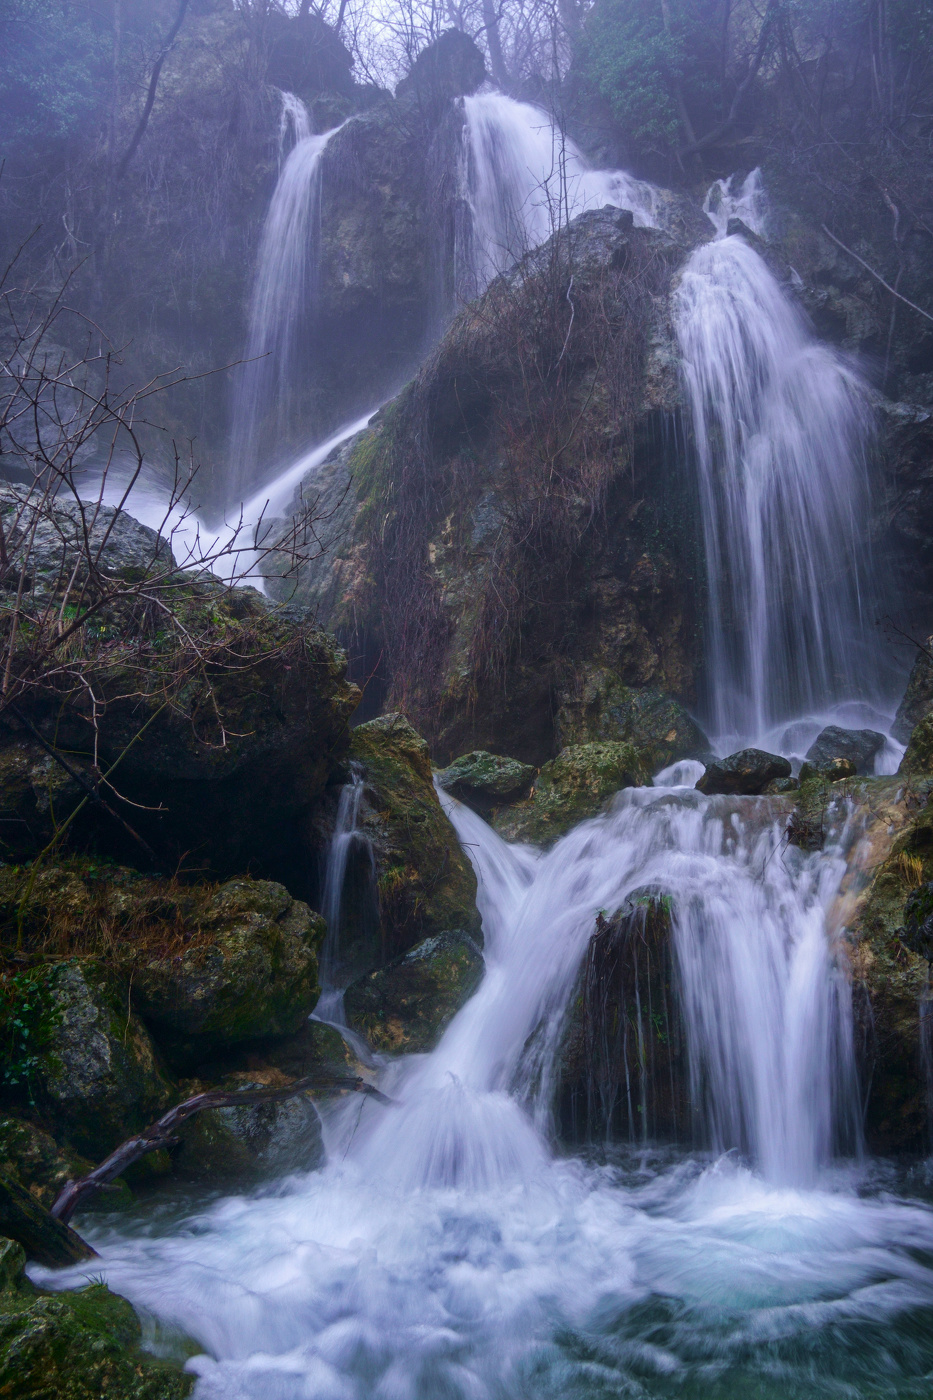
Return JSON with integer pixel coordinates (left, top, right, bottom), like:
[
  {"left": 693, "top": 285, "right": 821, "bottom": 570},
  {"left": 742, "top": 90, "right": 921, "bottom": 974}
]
[
  {"left": 228, "top": 95, "right": 341, "bottom": 505},
  {"left": 674, "top": 173, "right": 885, "bottom": 751},
  {"left": 315, "top": 764, "right": 367, "bottom": 1025},
  {"left": 459, "top": 92, "right": 657, "bottom": 296}
]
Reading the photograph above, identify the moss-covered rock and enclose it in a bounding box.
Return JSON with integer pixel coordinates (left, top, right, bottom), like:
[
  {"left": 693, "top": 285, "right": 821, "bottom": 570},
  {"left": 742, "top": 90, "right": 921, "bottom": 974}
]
[
  {"left": 893, "top": 640, "right": 933, "bottom": 744},
  {"left": 0, "top": 1175, "right": 93, "bottom": 1269},
  {"left": 0, "top": 1236, "right": 192, "bottom": 1397},
  {"left": 434, "top": 751, "right": 535, "bottom": 812},
  {"left": 0, "top": 1119, "right": 89, "bottom": 1211},
  {"left": 493, "top": 742, "right": 649, "bottom": 846},
  {"left": 901, "top": 710, "right": 933, "bottom": 774},
  {"left": 696, "top": 748, "right": 791, "bottom": 797},
  {"left": 804, "top": 724, "right": 885, "bottom": 774},
  {"left": 346, "top": 715, "right": 481, "bottom": 966},
  {"left": 0, "top": 742, "right": 89, "bottom": 864},
  {"left": 345, "top": 932, "right": 483, "bottom": 1055},
  {"left": 33, "top": 961, "right": 171, "bottom": 1160},
  {"left": 128, "top": 879, "right": 326, "bottom": 1069},
  {"left": 556, "top": 668, "right": 710, "bottom": 772}
]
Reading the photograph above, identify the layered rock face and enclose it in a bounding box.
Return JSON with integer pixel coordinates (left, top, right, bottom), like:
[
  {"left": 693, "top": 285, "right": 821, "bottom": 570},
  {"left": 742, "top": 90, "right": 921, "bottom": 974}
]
[{"left": 267, "top": 206, "right": 707, "bottom": 768}]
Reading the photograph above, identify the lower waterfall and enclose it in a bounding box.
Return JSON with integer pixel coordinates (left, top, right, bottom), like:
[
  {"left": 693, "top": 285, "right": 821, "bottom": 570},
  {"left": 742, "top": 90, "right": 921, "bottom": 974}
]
[{"left": 38, "top": 773, "right": 933, "bottom": 1399}]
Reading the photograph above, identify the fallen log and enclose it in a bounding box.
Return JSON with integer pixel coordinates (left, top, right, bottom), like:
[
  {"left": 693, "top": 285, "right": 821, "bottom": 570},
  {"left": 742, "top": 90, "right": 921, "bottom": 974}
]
[{"left": 51, "top": 1075, "right": 392, "bottom": 1226}]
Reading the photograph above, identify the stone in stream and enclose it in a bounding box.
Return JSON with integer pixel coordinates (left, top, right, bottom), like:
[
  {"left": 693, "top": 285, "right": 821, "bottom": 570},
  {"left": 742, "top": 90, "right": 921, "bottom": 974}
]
[
  {"left": 435, "top": 751, "right": 535, "bottom": 812},
  {"left": 805, "top": 724, "right": 885, "bottom": 774},
  {"left": 345, "top": 932, "right": 484, "bottom": 1055},
  {"left": 695, "top": 748, "right": 791, "bottom": 796}
]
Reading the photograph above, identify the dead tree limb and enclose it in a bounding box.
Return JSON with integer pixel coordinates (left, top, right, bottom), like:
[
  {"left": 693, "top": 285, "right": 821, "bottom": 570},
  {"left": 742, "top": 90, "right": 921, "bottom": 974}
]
[
  {"left": 821, "top": 225, "right": 933, "bottom": 324},
  {"left": 51, "top": 1076, "right": 392, "bottom": 1226}
]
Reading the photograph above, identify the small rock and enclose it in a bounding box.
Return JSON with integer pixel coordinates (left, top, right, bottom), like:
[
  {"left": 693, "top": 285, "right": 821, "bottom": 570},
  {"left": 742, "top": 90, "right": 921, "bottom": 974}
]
[
  {"left": 696, "top": 749, "right": 791, "bottom": 796},
  {"left": 762, "top": 776, "right": 800, "bottom": 795},
  {"left": 435, "top": 751, "right": 535, "bottom": 809},
  {"left": 805, "top": 725, "right": 885, "bottom": 775},
  {"left": 799, "top": 756, "right": 857, "bottom": 783},
  {"left": 345, "top": 932, "right": 484, "bottom": 1055}
]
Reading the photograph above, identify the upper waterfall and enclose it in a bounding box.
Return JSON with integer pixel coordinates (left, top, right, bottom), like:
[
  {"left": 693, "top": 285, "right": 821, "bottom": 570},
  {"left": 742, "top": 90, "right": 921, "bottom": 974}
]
[
  {"left": 674, "top": 172, "right": 887, "bottom": 752},
  {"left": 458, "top": 92, "right": 657, "bottom": 296},
  {"left": 228, "top": 95, "right": 341, "bottom": 505}
]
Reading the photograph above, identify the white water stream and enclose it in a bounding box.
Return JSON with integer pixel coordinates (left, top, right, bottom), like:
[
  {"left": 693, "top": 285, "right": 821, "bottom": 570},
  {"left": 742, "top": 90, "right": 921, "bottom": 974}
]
[{"left": 41, "top": 104, "right": 933, "bottom": 1400}]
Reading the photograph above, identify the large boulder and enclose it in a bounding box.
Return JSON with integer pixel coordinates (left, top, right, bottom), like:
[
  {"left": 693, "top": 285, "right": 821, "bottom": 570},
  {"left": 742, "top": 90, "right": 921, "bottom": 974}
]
[
  {"left": 556, "top": 667, "right": 710, "bottom": 771},
  {"left": 900, "top": 711, "right": 933, "bottom": 774},
  {"left": 127, "top": 879, "right": 326, "bottom": 1070},
  {"left": 345, "top": 715, "right": 481, "bottom": 971},
  {"left": 804, "top": 724, "right": 885, "bottom": 775},
  {"left": 696, "top": 749, "right": 791, "bottom": 796},
  {"left": 0, "top": 1238, "right": 192, "bottom": 1397},
  {"left": 345, "top": 932, "right": 483, "bottom": 1055},
  {"left": 434, "top": 751, "right": 535, "bottom": 813},
  {"left": 494, "top": 742, "right": 649, "bottom": 845},
  {"left": 32, "top": 961, "right": 171, "bottom": 1160}
]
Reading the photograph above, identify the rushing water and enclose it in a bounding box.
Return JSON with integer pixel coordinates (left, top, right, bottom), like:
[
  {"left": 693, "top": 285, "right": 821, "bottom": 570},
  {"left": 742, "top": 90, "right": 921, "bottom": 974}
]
[
  {"left": 674, "top": 172, "right": 890, "bottom": 752},
  {"left": 459, "top": 92, "right": 657, "bottom": 296},
  {"left": 228, "top": 94, "right": 341, "bottom": 504},
  {"left": 315, "top": 765, "right": 369, "bottom": 1027}
]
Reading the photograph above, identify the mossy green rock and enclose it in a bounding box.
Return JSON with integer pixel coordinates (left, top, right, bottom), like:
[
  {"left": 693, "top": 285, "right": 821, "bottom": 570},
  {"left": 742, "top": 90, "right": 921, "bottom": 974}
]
[
  {"left": 35, "top": 962, "right": 171, "bottom": 1160},
  {"left": 0, "top": 1173, "right": 93, "bottom": 1268},
  {"left": 900, "top": 710, "right": 933, "bottom": 773},
  {"left": 348, "top": 715, "right": 480, "bottom": 964},
  {"left": 0, "top": 1118, "right": 90, "bottom": 1211},
  {"left": 493, "top": 742, "right": 649, "bottom": 845},
  {"left": 435, "top": 751, "right": 535, "bottom": 810},
  {"left": 172, "top": 1070, "right": 324, "bottom": 1182},
  {"left": 345, "top": 932, "right": 483, "bottom": 1055},
  {"left": 129, "top": 879, "right": 326, "bottom": 1069},
  {"left": 556, "top": 669, "right": 710, "bottom": 772},
  {"left": 0, "top": 1237, "right": 192, "bottom": 1398},
  {"left": 892, "top": 640, "right": 933, "bottom": 743}
]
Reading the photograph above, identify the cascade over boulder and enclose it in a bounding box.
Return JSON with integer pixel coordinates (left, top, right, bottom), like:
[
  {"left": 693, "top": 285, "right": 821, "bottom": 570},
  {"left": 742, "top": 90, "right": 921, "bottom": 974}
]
[
  {"left": 345, "top": 932, "right": 484, "bottom": 1055},
  {"left": 494, "top": 742, "right": 649, "bottom": 845},
  {"left": 696, "top": 749, "right": 792, "bottom": 796},
  {"left": 805, "top": 725, "right": 885, "bottom": 775}
]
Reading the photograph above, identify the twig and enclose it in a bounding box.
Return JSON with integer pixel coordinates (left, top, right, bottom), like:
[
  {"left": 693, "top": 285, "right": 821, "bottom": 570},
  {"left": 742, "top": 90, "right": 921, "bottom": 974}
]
[{"left": 820, "top": 225, "right": 933, "bottom": 324}]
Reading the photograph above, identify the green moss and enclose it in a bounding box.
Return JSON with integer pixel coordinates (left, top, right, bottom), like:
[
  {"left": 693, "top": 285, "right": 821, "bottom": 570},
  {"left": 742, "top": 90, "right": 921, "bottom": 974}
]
[
  {"left": 349, "top": 714, "right": 480, "bottom": 961},
  {"left": 493, "top": 742, "right": 649, "bottom": 846},
  {"left": 901, "top": 711, "right": 933, "bottom": 774},
  {"left": 0, "top": 1238, "right": 192, "bottom": 1398},
  {"left": 345, "top": 932, "right": 483, "bottom": 1055}
]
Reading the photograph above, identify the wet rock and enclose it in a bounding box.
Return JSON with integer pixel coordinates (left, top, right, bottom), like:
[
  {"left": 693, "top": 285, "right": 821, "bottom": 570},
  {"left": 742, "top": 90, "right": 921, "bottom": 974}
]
[
  {"left": 556, "top": 668, "right": 710, "bottom": 771},
  {"left": 0, "top": 1236, "right": 192, "bottom": 1397},
  {"left": 259, "top": 1017, "right": 368, "bottom": 1083},
  {"left": 557, "top": 894, "right": 687, "bottom": 1145},
  {"left": 34, "top": 961, "right": 171, "bottom": 1160},
  {"left": 494, "top": 742, "right": 649, "bottom": 845},
  {"left": 129, "top": 879, "right": 326, "bottom": 1070},
  {"left": 435, "top": 751, "right": 535, "bottom": 811},
  {"left": 173, "top": 1069, "right": 324, "bottom": 1183},
  {"left": 0, "top": 1118, "right": 90, "bottom": 1211},
  {"left": 805, "top": 724, "right": 885, "bottom": 775},
  {"left": 0, "top": 1173, "right": 94, "bottom": 1268},
  {"left": 0, "top": 741, "right": 89, "bottom": 862},
  {"left": 395, "top": 28, "right": 485, "bottom": 110},
  {"left": 347, "top": 715, "right": 481, "bottom": 967},
  {"left": 799, "top": 756, "right": 857, "bottom": 783},
  {"left": 345, "top": 932, "right": 483, "bottom": 1055},
  {"left": 695, "top": 749, "right": 791, "bottom": 796},
  {"left": 763, "top": 775, "right": 800, "bottom": 795},
  {"left": 901, "top": 711, "right": 933, "bottom": 774},
  {"left": 892, "top": 640, "right": 933, "bottom": 744}
]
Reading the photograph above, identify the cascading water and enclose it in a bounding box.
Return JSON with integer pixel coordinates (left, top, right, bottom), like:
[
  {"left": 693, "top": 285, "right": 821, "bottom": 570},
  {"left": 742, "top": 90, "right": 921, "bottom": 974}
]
[
  {"left": 315, "top": 764, "right": 367, "bottom": 1025},
  {"left": 228, "top": 95, "right": 341, "bottom": 504},
  {"left": 674, "top": 171, "right": 891, "bottom": 753},
  {"left": 459, "top": 92, "right": 657, "bottom": 296}
]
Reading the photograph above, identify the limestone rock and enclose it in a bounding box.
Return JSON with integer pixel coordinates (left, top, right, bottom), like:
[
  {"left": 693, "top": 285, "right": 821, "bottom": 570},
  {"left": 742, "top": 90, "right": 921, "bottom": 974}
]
[
  {"left": 347, "top": 714, "right": 481, "bottom": 968},
  {"left": 129, "top": 879, "right": 326, "bottom": 1068},
  {"left": 173, "top": 1070, "right": 324, "bottom": 1182},
  {"left": 494, "top": 742, "right": 649, "bottom": 845},
  {"left": 804, "top": 724, "right": 885, "bottom": 775},
  {"left": 0, "top": 1118, "right": 90, "bottom": 1210},
  {"left": 345, "top": 932, "right": 483, "bottom": 1055},
  {"left": 0, "top": 1241, "right": 192, "bottom": 1397},
  {"left": 435, "top": 751, "right": 535, "bottom": 811},
  {"left": 696, "top": 749, "right": 791, "bottom": 796},
  {"left": 556, "top": 668, "right": 710, "bottom": 771},
  {"left": 35, "top": 961, "right": 171, "bottom": 1159},
  {"left": 892, "top": 640, "right": 933, "bottom": 743}
]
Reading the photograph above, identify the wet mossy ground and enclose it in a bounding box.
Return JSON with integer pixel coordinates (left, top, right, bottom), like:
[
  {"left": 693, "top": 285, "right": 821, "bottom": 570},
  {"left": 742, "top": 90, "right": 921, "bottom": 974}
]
[{"left": 493, "top": 742, "right": 650, "bottom": 846}]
